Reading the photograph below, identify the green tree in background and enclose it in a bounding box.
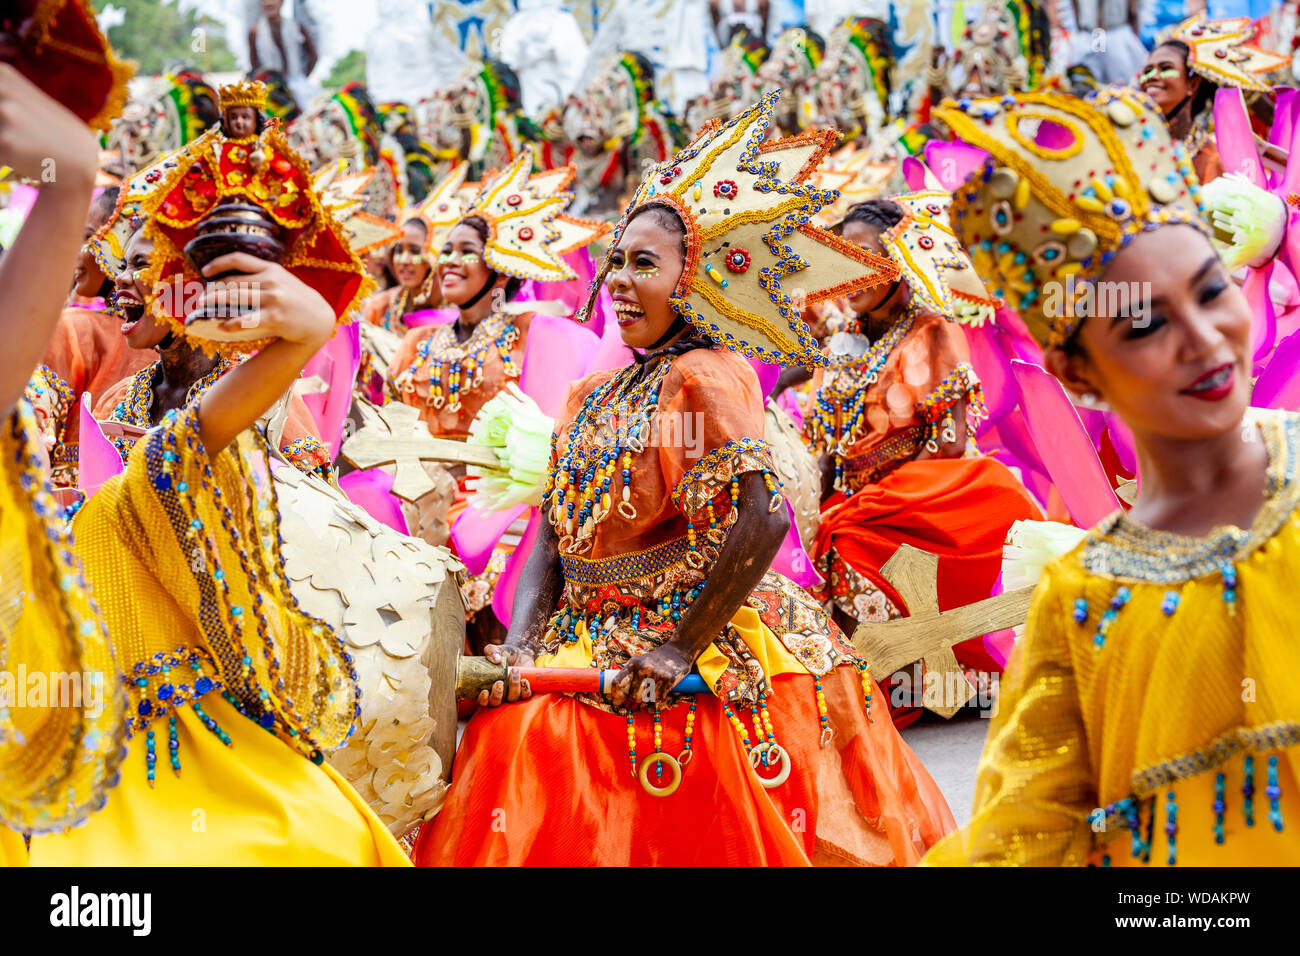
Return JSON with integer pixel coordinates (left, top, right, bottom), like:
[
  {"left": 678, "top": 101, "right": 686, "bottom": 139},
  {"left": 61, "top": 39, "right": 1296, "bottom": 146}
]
[
  {"left": 325, "top": 49, "right": 367, "bottom": 91},
  {"left": 92, "top": 0, "right": 239, "bottom": 75}
]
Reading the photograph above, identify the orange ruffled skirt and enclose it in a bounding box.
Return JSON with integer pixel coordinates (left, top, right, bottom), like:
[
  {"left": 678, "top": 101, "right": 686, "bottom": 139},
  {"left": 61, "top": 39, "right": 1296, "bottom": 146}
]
[
  {"left": 415, "top": 669, "right": 954, "bottom": 866},
  {"left": 815, "top": 457, "right": 1040, "bottom": 672}
]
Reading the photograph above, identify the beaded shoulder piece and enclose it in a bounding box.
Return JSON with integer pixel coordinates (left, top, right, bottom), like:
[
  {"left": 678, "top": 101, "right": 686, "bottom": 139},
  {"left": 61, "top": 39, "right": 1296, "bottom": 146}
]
[{"left": 1082, "top": 412, "right": 1300, "bottom": 584}]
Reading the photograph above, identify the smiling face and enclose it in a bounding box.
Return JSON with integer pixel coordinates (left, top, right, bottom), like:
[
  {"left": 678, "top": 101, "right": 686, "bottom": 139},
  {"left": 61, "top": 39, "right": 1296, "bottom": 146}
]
[
  {"left": 839, "top": 219, "right": 906, "bottom": 318},
  {"left": 437, "top": 221, "right": 499, "bottom": 307},
  {"left": 604, "top": 208, "right": 687, "bottom": 350},
  {"left": 114, "top": 229, "right": 169, "bottom": 350},
  {"left": 1047, "top": 226, "right": 1252, "bottom": 443},
  {"left": 1138, "top": 44, "right": 1193, "bottom": 115},
  {"left": 391, "top": 220, "right": 432, "bottom": 291}
]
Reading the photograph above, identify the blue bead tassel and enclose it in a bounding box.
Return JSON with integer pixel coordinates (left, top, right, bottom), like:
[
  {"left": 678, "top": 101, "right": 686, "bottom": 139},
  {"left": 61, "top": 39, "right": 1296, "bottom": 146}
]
[
  {"left": 1164, "top": 790, "right": 1178, "bottom": 866},
  {"left": 1213, "top": 772, "right": 1226, "bottom": 845},
  {"left": 1267, "top": 754, "right": 1284, "bottom": 832},
  {"left": 1093, "top": 587, "right": 1130, "bottom": 650},
  {"left": 1244, "top": 755, "right": 1256, "bottom": 827}
]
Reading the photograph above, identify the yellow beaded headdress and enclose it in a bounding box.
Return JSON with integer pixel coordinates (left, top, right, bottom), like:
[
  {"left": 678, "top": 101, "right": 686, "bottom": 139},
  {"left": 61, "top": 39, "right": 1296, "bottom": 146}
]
[
  {"left": 312, "top": 161, "right": 405, "bottom": 255},
  {"left": 1167, "top": 14, "right": 1289, "bottom": 92},
  {"left": 217, "top": 79, "right": 270, "bottom": 112},
  {"left": 580, "top": 92, "right": 899, "bottom": 368},
  {"left": 878, "top": 190, "right": 999, "bottom": 326},
  {"left": 933, "top": 86, "right": 1210, "bottom": 350},
  {"left": 460, "top": 153, "right": 610, "bottom": 282},
  {"left": 92, "top": 147, "right": 186, "bottom": 280}
]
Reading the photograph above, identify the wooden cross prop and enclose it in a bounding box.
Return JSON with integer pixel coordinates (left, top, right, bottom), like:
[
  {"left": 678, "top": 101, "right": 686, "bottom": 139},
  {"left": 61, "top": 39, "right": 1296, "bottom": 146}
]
[
  {"left": 339, "top": 400, "right": 503, "bottom": 503},
  {"left": 851, "top": 544, "right": 1035, "bottom": 719}
]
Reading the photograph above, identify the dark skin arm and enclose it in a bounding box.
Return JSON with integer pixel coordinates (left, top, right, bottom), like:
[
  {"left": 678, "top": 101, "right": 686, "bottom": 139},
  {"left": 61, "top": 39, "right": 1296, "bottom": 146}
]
[
  {"left": 912, "top": 401, "right": 968, "bottom": 462},
  {"left": 609, "top": 471, "right": 788, "bottom": 710},
  {"left": 300, "top": 23, "right": 318, "bottom": 76},
  {"left": 248, "top": 27, "right": 261, "bottom": 71}
]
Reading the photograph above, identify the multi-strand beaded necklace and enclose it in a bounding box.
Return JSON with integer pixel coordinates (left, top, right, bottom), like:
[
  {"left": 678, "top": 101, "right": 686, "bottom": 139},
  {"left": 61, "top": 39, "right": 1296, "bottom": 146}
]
[
  {"left": 808, "top": 313, "right": 914, "bottom": 492},
  {"left": 393, "top": 310, "right": 519, "bottom": 413},
  {"left": 110, "top": 359, "right": 232, "bottom": 459},
  {"left": 545, "top": 357, "right": 675, "bottom": 554}
]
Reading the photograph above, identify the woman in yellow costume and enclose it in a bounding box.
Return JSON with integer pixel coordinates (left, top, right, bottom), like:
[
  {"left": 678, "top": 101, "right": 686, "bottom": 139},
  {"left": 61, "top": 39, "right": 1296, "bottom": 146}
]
[
  {"left": 21, "top": 81, "right": 408, "bottom": 866},
  {"left": 416, "top": 93, "right": 955, "bottom": 867},
  {"left": 0, "top": 59, "right": 128, "bottom": 869},
  {"left": 926, "top": 85, "right": 1300, "bottom": 865}
]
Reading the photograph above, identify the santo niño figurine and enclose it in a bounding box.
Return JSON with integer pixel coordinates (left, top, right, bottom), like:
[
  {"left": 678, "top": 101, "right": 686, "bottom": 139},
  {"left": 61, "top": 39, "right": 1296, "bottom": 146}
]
[{"left": 134, "top": 79, "right": 371, "bottom": 354}]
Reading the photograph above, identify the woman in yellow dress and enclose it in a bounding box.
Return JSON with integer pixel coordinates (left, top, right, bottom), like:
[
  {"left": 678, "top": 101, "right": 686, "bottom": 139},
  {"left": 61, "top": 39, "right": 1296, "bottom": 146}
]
[
  {"left": 925, "top": 85, "right": 1300, "bottom": 865},
  {"left": 22, "top": 81, "right": 409, "bottom": 866},
  {"left": 0, "top": 61, "right": 128, "bottom": 868}
]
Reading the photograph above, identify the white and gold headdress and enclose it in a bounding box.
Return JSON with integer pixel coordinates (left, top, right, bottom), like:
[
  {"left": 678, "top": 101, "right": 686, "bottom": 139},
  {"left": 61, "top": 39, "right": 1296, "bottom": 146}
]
[
  {"left": 401, "top": 161, "right": 478, "bottom": 256},
  {"left": 461, "top": 154, "right": 610, "bottom": 282},
  {"left": 583, "top": 92, "right": 899, "bottom": 368},
  {"left": 313, "top": 162, "right": 405, "bottom": 255},
  {"left": 1168, "top": 14, "right": 1289, "bottom": 93},
  {"left": 878, "top": 190, "right": 999, "bottom": 326}
]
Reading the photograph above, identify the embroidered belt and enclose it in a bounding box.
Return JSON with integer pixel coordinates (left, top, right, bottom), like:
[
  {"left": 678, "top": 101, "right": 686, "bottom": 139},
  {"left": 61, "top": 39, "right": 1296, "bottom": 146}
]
[
  {"left": 51, "top": 443, "right": 80, "bottom": 464},
  {"left": 843, "top": 424, "right": 924, "bottom": 489},
  {"left": 560, "top": 536, "right": 690, "bottom": 587}
]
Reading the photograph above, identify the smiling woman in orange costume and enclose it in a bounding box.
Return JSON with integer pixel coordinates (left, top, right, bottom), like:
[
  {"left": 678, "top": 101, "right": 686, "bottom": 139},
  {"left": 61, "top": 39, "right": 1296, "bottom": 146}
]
[
  {"left": 415, "top": 94, "right": 954, "bottom": 867},
  {"left": 386, "top": 156, "right": 606, "bottom": 644}
]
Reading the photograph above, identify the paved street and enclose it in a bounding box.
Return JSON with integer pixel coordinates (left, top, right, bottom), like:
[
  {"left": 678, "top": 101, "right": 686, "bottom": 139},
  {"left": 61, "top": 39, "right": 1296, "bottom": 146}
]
[{"left": 900, "top": 710, "right": 991, "bottom": 827}]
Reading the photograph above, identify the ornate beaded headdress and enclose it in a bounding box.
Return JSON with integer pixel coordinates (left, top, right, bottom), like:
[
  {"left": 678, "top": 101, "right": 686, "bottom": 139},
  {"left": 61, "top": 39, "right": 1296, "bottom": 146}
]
[
  {"left": 461, "top": 153, "right": 610, "bottom": 282},
  {"left": 877, "top": 190, "right": 999, "bottom": 326},
  {"left": 5, "top": 0, "right": 133, "bottom": 131},
  {"left": 92, "top": 147, "right": 186, "bottom": 280},
  {"left": 935, "top": 87, "right": 1210, "bottom": 350},
  {"left": 580, "top": 92, "right": 899, "bottom": 368},
  {"left": 312, "top": 161, "right": 405, "bottom": 256},
  {"left": 1167, "top": 14, "right": 1289, "bottom": 92}
]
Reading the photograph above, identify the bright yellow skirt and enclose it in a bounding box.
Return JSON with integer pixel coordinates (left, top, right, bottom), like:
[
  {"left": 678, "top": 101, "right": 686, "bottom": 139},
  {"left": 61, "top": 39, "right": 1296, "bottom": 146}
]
[{"left": 27, "top": 694, "right": 410, "bottom": 866}]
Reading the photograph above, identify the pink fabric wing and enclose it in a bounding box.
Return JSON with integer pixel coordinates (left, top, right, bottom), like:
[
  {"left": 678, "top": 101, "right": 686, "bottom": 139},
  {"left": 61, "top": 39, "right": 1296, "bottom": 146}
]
[
  {"left": 338, "top": 468, "right": 409, "bottom": 534},
  {"left": 1252, "top": 327, "right": 1300, "bottom": 411},
  {"left": 1213, "top": 87, "right": 1266, "bottom": 185},
  {"left": 300, "top": 321, "right": 361, "bottom": 461},
  {"left": 452, "top": 501, "right": 527, "bottom": 576},
  {"left": 924, "top": 140, "right": 990, "bottom": 193},
  {"left": 77, "top": 394, "right": 125, "bottom": 497},
  {"left": 519, "top": 313, "right": 600, "bottom": 416},
  {"left": 1009, "top": 359, "right": 1120, "bottom": 527},
  {"left": 403, "top": 307, "right": 457, "bottom": 328}
]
